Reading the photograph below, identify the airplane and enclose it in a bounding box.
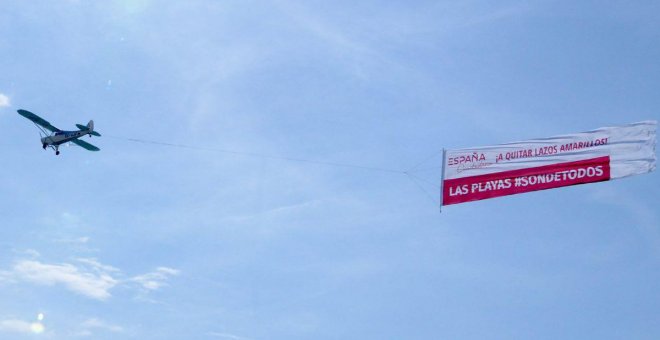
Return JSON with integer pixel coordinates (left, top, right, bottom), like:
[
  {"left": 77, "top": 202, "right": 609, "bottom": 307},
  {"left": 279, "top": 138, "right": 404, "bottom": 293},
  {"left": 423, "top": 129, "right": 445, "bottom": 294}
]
[{"left": 17, "top": 109, "right": 101, "bottom": 155}]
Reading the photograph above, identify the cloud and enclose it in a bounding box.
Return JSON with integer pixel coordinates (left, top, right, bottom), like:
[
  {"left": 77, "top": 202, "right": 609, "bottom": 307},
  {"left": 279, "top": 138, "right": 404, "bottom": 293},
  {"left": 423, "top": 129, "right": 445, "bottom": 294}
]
[
  {"left": 81, "top": 318, "right": 123, "bottom": 332},
  {"left": 56, "top": 236, "right": 91, "bottom": 244},
  {"left": 2, "top": 257, "right": 179, "bottom": 301},
  {"left": 76, "top": 258, "right": 120, "bottom": 273},
  {"left": 0, "top": 319, "right": 45, "bottom": 335},
  {"left": 12, "top": 260, "right": 118, "bottom": 300},
  {"left": 0, "top": 93, "right": 9, "bottom": 107},
  {"left": 12, "top": 248, "right": 40, "bottom": 258},
  {"left": 72, "top": 318, "right": 123, "bottom": 337},
  {"left": 0, "top": 319, "right": 32, "bottom": 333},
  {"left": 131, "top": 267, "right": 180, "bottom": 291},
  {"left": 24, "top": 249, "right": 41, "bottom": 258},
  {"left": 207, "top": 332, "right": 251, "bottom": 340}
]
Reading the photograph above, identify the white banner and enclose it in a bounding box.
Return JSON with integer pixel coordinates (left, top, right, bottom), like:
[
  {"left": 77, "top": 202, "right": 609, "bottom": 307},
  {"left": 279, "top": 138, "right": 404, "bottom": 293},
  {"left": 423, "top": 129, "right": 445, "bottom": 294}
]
[{"left": 442, "top": 121, "right": 656, "bottom": 205}]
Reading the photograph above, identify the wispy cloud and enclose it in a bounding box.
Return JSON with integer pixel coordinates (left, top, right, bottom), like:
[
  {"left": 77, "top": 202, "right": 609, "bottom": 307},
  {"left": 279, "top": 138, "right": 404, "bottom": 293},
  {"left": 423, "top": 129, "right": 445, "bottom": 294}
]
[
  {"left": 0, "top": 93, "right": 9, "bottom": 107},
  {"left": 81, "top": 318, "right": 123, "bottom": 332},
  {"left": 72, "top": 318, "right": 124, "bottom": 337},
  {"left": 0, "top": 319, "right": 32, "bottom": 333},
  {"left": 226, "top": 199, "right": 322, "bottom": 224},
  {"left": 2, "top": 257, "right": 179, "bottom": 301},
  {"left": 56, "top": 236, "right": 91, "bottom": 244},
  {"left": 76, "top": 258, "right": 120, "bottom": 274},
  {"left": 12, "top": 248, "right": 41, "bottom": 258},
  {"left": 207, "top": 332, "right": 251, "bottom": 340},
  {"left": 131, "top": 267, "right": 180, "bottom": 291},
  {"left": 11, "top": 259, "right": 118, "bottom": 300},
  {"left": 0, "top": 318, "right": 45, "bottom": 335}
]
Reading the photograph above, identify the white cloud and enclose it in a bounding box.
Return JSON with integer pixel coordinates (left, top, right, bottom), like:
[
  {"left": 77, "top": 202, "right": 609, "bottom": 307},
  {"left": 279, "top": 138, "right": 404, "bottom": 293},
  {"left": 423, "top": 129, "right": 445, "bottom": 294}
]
[
  {"left": 0, "top": 319, "right": 45, "bottom": 335},
  {"left": 207, "top": 332, "right": 251, "bottom": 340},
  {"left": 23, "top": 249, "right": 41, "bottom": 258},
  {"left": 3, "top": 257, "right": 179, "bottom": 301},
  {"left": 12, "top": 260, "right": 118, "bottom": 300},
  {"left": 131, "top": 267, "right": 180, "bottom": 291},
  {"left": 0, "top": 319, "right": 32, "bottom": 333},
  {"left": 60, "top": 211, "right": 84, "bottom": 227},
  {"left": 0, "top": 93, "right": 9, "bottom": 107},
  {"left": 72, "top": 318, "right": 123, "bottom": 337},
  {"left": 76, "top": 258, "right": 120, "bottom": 273},
  {"left": 56, "top": 236, "right": 91, "bottom": 244},
  {"left": 81, "top": 318, "right": 123, "bottom": 331}
]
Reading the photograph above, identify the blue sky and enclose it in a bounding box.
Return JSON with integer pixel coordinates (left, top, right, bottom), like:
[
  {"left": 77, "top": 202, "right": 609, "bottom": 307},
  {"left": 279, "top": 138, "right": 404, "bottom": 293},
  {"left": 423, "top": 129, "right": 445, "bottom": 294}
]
[{"left": 0, "top": 0, "right": 659, "bottom": 339}]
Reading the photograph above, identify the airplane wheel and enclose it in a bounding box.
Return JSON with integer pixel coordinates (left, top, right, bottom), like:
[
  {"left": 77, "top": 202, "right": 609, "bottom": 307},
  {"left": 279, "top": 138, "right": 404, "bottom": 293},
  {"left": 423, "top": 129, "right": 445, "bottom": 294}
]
[{"left": 56, "top": 151, "right": 60, "bottom": 156}]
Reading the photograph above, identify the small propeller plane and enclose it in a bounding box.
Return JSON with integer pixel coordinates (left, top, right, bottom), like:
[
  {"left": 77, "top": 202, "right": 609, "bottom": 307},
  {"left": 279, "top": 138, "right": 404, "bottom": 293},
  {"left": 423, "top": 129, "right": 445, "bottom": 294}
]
[{"left": 18, "top": 109, "right": 101, "bottom": 155}]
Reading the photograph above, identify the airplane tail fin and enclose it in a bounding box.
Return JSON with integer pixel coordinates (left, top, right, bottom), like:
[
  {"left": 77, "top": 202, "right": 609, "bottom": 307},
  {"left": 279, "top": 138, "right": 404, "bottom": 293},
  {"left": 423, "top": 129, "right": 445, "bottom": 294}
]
[{"left": 77, "top": 120, "right": 101, "bottom": 136}]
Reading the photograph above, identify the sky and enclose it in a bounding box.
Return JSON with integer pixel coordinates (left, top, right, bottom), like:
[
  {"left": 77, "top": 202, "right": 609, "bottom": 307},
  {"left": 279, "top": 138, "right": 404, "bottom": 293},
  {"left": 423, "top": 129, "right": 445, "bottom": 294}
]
[{"left": 0, "top": 0, "right": 659, "bottom": 339}]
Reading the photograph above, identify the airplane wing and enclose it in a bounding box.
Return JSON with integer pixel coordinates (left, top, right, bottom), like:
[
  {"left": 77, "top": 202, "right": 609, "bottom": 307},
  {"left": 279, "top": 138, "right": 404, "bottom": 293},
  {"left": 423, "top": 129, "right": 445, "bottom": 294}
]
[
  {"left": 17, "top": 109, "right": 61, "bottom": 132},
  {"left": 70, "top": 139, "right": 100, "bottom": 151}
]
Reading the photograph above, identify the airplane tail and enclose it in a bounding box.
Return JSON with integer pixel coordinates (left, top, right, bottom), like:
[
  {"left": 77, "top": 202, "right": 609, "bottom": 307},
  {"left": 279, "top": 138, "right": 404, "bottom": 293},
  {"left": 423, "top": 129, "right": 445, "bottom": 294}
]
[{"left": 77, "top": 120, "right": 101, "bottom": 136}]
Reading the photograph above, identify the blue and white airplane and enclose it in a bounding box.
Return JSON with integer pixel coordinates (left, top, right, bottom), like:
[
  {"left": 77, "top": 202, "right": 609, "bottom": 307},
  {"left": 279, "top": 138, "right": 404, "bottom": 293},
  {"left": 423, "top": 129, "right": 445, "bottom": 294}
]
[{"left": 18, "top": 109, "right": 101, "bottom": 155}]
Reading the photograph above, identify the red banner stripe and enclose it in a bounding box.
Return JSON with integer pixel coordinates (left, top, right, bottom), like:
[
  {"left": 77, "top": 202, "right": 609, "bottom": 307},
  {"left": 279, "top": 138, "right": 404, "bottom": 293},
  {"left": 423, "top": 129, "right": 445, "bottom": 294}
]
[{"left": 442, "top": 156, "right": 611, "bottom": 205}]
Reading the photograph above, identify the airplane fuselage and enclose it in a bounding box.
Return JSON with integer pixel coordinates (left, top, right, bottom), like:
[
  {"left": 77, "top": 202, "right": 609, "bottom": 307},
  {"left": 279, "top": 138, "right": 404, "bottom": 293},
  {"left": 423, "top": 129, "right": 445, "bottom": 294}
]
[{"left": 41, "top": 129, "right": 90, "bottom": 147}]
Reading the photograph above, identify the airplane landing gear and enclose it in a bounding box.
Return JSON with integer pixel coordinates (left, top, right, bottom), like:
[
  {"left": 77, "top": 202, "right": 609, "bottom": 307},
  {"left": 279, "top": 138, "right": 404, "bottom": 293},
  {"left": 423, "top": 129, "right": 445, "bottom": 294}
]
[
  {"left": 56, "top": 151, "right": 60, "bottom": 155},
  {"left": 42, "top": 143, "right": 47, "bottom": 149}
]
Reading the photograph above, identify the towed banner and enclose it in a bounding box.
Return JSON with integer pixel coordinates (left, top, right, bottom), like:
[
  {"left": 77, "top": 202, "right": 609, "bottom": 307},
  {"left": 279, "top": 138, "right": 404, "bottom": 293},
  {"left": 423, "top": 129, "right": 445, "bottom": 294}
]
[{"left": 441, "top": 121, "right": 657, "bottom": 206}]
